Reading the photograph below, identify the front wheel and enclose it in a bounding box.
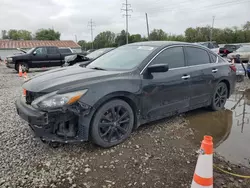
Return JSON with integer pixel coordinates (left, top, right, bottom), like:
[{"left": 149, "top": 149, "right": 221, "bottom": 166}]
[
  {"left": 210, "top": 82, "right": 228, "bottom": 111},
  {"left": 90, "top": 99, "right": 134, "bottom": 148},
  {"left": 15, "top": 63, "right": 29, "bottom": 73}
]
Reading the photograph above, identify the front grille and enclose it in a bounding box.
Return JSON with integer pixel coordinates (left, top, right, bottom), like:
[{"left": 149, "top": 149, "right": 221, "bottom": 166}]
[{"left": 26, "top": 91, "right": 44, "bottom": 105}]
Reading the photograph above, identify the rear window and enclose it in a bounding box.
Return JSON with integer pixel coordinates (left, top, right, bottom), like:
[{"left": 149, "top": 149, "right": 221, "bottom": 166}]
[
  {"left": 59, "top": 48, "right": 72, "bottom": 54},
  {"left": 185, "top": 47, "right": 210, "bottom": 66},
  {"left": 209, "top": 53, "right": 217, "bottom": 63}
]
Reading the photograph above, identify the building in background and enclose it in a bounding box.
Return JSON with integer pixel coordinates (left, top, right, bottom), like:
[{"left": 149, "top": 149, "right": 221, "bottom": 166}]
[{"left": 0, "top": 40, "right": 81, "bottom": 60}]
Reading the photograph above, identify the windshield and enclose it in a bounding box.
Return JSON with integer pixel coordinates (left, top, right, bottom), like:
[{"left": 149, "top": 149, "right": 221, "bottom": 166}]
[
  {"left": 26, "top": 48, "right": 35, "bottom": 54},
  {"left": 86, "top": 48, "right": 112, "bottom": 59},
  {"left": 86, "top": 45, "right": 155, "bottom": 70},
  {"left": 236, "top": 47, "right": 250, "bottom": 52}
]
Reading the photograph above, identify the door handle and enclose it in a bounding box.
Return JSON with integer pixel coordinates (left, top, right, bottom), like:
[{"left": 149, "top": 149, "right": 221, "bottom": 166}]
[
  {"left": 181, "top": 75, "right": 190, "bottom": 79},
  {"left": 212, "top": 69, "right": 218, "bottom": 73}
]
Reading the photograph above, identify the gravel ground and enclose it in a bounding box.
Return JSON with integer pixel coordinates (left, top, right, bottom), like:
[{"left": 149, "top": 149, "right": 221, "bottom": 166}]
[{"left": 0, "top": 63, "right": 250, "bottom": 188}]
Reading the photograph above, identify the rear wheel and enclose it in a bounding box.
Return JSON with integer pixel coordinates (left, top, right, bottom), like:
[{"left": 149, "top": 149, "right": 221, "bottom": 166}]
[
  {"left": 210, "top": 82, "right": 228, "bottom": 111},
  {"left": 90, "top": 99, "right": 134, "bottom": 148}
]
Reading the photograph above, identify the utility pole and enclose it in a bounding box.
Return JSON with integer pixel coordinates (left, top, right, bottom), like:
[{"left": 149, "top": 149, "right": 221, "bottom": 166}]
[
  {"left": 75, "top": 35, "right": 77, "bottom": 43},
  {"left": 210, "top": 16, "right": 215, "bottom": 42},
  {"left": 121, "top": 0, "right": 132, "bottom": 44},
  {"left": 88, "top": 19, "right": 95, "bottom": 49},
  {"left": 145, "top": 13, "right": 150, "bottom": 40}
]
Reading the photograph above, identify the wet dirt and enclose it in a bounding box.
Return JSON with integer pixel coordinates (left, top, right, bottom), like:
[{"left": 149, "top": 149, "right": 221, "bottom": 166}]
[{"left": 186, "top": 88, "right": 250, "bottom": 167}]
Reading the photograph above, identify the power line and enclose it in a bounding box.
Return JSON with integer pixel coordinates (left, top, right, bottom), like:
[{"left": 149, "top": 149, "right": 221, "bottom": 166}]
[
  {"left": 88, "top": 19, "right": 95, "bottom": 49},
  {"left": 130, "top": 0, "right": 248, "bottom": 20},
  {"left": 121, "top": 0, "right": 133, "bottom": 44},
  {"left": 142, "top": 0, "right": 246, "bottom": 13}
]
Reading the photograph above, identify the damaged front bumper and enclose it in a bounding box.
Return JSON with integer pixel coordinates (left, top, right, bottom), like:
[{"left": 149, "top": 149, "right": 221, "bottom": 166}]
[{"left": 15, "top": 97, "right": 93, "bottom": 143}]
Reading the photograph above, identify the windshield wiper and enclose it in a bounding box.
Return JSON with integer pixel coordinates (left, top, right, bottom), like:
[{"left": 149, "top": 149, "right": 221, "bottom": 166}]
[{"left": 90, "top": 66, "right": 106, "bottom": 71}]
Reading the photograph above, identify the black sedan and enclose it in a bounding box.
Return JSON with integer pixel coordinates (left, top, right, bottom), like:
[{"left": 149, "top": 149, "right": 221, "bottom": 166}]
[{"left": 16, "top": 41, "right": 236, "bottom": 148}]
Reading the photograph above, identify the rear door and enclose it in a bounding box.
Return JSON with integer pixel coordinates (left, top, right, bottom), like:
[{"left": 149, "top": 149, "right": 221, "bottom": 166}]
[
  {"left": 47, "top": 47, "right": 62, "bottom": 67},
  {"left": 31, "top": 47, "right": 49, "bottom": 67},
  {"left": 184, "top": 46, "right": 213, "bottom": 108},
  {"left": 141, "top": 46, "right": 191, "bottom": 120}
]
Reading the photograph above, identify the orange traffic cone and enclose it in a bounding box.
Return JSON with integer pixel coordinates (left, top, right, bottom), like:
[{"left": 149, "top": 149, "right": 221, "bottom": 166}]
[
  {"left": 18, "top": 65, "right": 22, "bottom": 77},
  {"left": 191, "top": 136, "right": 213, "bottom": 188},
  {"left": 23, "top": 72, "right": 28, "bottom": 80}
]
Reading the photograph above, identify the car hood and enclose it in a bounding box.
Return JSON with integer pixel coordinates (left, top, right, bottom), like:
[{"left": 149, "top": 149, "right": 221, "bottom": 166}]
[
  {"left": 23, "top": 66, "right": 122, "bottom": 93},
  {"left": 7, "top": 53, "right": 27, "bottom": 58}
]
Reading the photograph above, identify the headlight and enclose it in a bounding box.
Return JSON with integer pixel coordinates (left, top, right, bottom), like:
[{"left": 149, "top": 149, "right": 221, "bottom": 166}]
[
  {"left": 31, "top": 89, "right": 88, "bottom": 109},
  {"left": 7, "top": 57, "right": 13, "bottom": 62}
]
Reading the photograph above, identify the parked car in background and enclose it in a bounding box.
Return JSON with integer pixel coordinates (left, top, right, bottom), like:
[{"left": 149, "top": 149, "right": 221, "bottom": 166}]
[
  {"left": 87, "top": 49, "right": 95, "bottom": 54},
  {"left": 64, "top": 47, "right": 115, "bottom": 67},
  {"left": 227, "top": 46, "right": 250, "bottom": 63},
  {"left": 6, "top": 46, "right": 74, "bottom": 72},
  {"left": 16, "top": 41, "right": 236, "bottom": 148},
  {"left": 219, "top": 44, "right": 242, "bottom": 57},
  {"left": 197, "top": 41, "right": 220, "bottom": 54}
]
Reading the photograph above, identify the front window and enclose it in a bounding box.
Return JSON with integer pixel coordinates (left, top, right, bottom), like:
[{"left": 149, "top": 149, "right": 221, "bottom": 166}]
[
  {"left": 34, "top": 47, "right": 47, "bottom": 55},
  {"left": 150, "top": 47, "right": 185, "bottom": 69},
  {"left": 87, "top": 45, "right": 156, "bottom": 70}
]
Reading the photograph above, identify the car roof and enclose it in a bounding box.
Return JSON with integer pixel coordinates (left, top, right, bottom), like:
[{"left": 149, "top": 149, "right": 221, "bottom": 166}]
[{"left": 127, "top": 41, "right": 208, "bottom": 49}]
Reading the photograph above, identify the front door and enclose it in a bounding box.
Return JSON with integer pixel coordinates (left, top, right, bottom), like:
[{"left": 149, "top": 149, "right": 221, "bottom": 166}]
[
  {"left": 141, "top": 46, "right": 191, "bottom": 121},
  {"left": 32, "top": 47, "right": 49, "bottom": 68}
]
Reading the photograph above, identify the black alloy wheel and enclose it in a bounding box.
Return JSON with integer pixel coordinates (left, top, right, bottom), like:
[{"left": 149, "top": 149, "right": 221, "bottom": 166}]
[
  {"left": 91, "top": 99, "right": 134, "bottom": 148},
  {"left": 211, "top": 82, "right": 228, "bottom": 111}
]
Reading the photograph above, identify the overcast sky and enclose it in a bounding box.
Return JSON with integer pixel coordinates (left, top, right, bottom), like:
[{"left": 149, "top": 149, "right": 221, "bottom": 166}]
[{"left": 0, "top": 0, "right": 249, "bottom": 41}]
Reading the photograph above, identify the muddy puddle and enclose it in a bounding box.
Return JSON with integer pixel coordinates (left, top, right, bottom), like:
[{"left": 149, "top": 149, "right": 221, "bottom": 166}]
[{"left": 186, "top": 89, "right": 250, "bottom": 167}]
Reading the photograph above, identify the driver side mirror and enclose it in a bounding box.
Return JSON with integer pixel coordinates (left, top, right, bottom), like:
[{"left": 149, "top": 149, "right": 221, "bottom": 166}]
[
  {"left": 147, "top": 64, "right": 169, "bottom": 73},
  {"left": 33, "top": 51, "right": 37, "bottom": 55}
]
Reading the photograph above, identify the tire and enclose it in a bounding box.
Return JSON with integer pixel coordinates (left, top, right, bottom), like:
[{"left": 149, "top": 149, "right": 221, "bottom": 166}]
[
  {"left": 90, "top": 99, "right": 134, "bottom": 148},
  {"left": 15, "top": 64, "right": 19, "bottom": 72},
  {"left": 210, "top": 82, "right": 228, "bottom": 111},
  {"left": 16, "top": 62, "right": 29, "bottom": 73},
  {"left": 248, "top": 72, "right": 250, "bottom": 79}
]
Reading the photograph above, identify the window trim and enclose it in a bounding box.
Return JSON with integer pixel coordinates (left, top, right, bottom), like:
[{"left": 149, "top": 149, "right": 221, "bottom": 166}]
[{"left": 140, "top": 44, "right": 217, "bottom": 74}]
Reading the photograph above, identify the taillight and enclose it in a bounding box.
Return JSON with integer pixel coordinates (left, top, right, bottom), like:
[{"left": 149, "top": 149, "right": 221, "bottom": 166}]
[
  {"left": 224, "top": 49, "right": 228, "bottom": 54},
  {"left": 229, "top": 64, "right": 236, "bottom": 72},
  {"left": 23, "top": 89, "right": 26, "bottom": 96}
]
